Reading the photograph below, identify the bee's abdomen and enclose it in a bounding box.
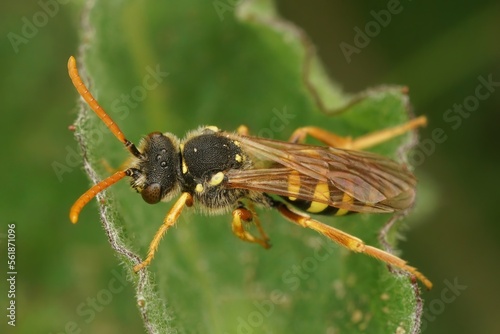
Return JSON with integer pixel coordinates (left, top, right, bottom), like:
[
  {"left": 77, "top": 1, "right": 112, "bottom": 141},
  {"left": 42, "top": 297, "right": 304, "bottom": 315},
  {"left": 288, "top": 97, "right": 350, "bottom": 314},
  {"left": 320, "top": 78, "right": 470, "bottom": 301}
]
[
  {"left": 284, "top": 196, "right": 354, "bottom": 216},
  {"left": 283, "top": 171, "right": 353, "bottom": 216}
]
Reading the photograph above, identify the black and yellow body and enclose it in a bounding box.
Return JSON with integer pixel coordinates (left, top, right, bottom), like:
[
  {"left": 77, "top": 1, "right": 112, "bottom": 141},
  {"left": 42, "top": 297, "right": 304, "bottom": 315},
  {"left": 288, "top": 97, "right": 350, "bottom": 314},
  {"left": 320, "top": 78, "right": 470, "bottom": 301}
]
[
  {"left": 67, "top": 56, "right": 432, "bottom": 289},
  {"left": 128, "top": 126, "right": 274, "bottom": 215},
  {"left": 126, "top": 124, "right": 415, "bottom": 218}
]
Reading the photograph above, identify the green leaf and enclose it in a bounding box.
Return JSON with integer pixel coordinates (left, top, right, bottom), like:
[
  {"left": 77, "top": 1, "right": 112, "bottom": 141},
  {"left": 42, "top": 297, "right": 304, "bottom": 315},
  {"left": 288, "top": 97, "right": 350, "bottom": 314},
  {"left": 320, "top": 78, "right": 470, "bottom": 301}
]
[{"left": 72, "top": 0, "right": 426, "bottom": 332}]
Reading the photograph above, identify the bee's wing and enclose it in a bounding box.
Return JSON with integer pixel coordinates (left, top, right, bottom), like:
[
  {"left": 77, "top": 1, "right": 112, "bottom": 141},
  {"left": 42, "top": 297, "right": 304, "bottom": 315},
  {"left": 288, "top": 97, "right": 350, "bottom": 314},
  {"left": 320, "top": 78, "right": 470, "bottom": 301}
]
[{"left": 225, "top": 134, "right": 416, "bottom": 213}]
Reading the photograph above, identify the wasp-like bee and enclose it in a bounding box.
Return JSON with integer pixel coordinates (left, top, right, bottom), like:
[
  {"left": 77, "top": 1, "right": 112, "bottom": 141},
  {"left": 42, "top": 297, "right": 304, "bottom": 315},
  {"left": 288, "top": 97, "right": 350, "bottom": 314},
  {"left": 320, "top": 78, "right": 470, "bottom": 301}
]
[{"left": 67, "top": 56, "right": 432, "bottom": 289}]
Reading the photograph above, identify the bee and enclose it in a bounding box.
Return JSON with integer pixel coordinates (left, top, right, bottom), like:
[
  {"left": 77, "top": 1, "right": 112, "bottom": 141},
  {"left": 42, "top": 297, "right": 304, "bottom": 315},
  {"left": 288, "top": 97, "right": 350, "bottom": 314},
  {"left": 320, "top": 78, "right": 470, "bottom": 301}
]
[{"left": 67, "top": 56, "right": 432, "bottom": 289}]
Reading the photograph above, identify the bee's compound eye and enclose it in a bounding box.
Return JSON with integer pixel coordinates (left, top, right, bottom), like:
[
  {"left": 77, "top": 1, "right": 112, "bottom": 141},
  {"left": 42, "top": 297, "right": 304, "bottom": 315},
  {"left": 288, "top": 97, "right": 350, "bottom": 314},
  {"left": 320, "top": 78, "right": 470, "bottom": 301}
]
[{"left": 141, "top": 183, "right": 161, "bottom": 204}]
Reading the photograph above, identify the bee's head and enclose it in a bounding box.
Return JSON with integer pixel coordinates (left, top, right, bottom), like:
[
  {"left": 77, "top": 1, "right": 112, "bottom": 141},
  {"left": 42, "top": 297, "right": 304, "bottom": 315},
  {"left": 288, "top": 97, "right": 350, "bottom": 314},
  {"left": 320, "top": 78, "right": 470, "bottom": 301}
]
[
  {"left": 130, "top": 132, "right": 180, "bottom": 204},
  {"left": 67, "top": 56, "right": 181, "bottom": 223}
]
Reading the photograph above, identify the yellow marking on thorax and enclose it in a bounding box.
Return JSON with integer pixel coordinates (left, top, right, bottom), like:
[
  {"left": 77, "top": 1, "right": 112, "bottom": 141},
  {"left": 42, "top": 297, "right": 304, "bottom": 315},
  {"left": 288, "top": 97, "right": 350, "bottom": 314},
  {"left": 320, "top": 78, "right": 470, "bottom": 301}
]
[
  {"left": 335, "top": 193, "right": 354, "bottom": 216},
  {"left": 180, "top": 143, "right": 188, "bottom": 174},
  {"left": 287, "top": 170, "right": 301, "bottom": 201},
  {"left": 209, "top": 172, "right": 225, "bottom": 186},
  {"left": 195, "top": 184, "right": 204, "bottom": 193},
  {"left": 307, "top": 181, "right": 330, "bottom": 213},
  {"left": 205, "top": 125, "right": 220, "bottom": 132}
]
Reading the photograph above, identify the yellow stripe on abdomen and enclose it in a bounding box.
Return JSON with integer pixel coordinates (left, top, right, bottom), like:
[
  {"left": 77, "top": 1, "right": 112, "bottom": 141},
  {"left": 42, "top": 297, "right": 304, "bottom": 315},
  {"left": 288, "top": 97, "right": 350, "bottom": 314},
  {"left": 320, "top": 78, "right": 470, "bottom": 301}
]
[
  {"left": 287, "top": 170, "right": 301, "bottom": 201},
  {"left": 335, "top": 192, "right": 354, "bottom": 216},
  {"left": 307, "top": 182, "right": 329, "bottom": 213}
]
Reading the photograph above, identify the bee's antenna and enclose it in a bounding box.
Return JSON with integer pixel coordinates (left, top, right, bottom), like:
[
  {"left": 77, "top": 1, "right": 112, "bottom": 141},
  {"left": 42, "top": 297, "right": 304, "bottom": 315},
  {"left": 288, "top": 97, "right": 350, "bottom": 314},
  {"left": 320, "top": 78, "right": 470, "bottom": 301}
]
[
  {"left": 68, "top": 56, "right": 142, "bottom": 223},
  {"left": 67, "top": 56, "right": 141, "bottom": 158},
  {"left": 70, "top": 170, "right": 132, "bottom": 223}
]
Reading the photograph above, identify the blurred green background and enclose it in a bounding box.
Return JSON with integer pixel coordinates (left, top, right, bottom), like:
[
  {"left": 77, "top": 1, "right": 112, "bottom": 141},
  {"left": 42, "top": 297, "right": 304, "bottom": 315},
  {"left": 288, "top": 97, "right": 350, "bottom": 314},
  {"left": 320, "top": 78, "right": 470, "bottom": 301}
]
[{"left": 1, "top": 0, "right": 498, "bottom": 333}]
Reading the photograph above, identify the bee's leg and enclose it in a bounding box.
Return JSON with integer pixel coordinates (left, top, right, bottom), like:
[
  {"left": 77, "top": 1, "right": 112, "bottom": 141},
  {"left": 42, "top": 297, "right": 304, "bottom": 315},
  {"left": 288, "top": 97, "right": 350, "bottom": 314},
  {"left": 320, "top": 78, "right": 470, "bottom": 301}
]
[
  {"left": 275, "top": 202, "right": 433, "bottom": 289},
  {"left": 289, "top": 115, "right": 427, "bottom": 150},
  {"left": 247, "top": 202, "right": 271, "bottom": 246},
  {"left": 133, "top": 192, "right": 193, "bottom": 272},
  {"left": 232, "top": 204, "right": 271, "bottom": 249}
]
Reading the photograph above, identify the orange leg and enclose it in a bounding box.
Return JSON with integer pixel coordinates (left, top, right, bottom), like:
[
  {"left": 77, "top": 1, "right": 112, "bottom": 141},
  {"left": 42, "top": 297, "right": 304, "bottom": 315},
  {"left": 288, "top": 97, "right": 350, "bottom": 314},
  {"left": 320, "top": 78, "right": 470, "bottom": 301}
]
[
  {"left": 275, "top": 202, "right": 433, "bottom": 289},
  {"left": 133, "top": 192, "right": 193, "bottom": 272},
  {"left": 289, "top": 115, "right": 427, "bottom": 150},
  {"left": 231, "top": 205, "right": 271, "bottom": 249}
]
